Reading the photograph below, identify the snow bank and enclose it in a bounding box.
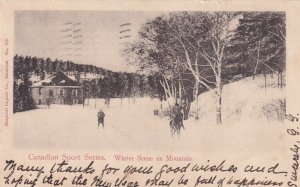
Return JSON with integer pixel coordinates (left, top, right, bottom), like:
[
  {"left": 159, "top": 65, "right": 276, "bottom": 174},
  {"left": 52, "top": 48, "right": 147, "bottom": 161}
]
[{"left": 190, "top": 74, "right": 285, "bottom": 124}]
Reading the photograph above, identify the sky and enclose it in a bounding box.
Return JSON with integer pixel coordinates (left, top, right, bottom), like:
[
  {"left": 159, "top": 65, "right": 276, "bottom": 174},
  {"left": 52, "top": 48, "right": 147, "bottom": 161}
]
[{"left": 14, "top": 11, "right": 163, "bottom": 72}]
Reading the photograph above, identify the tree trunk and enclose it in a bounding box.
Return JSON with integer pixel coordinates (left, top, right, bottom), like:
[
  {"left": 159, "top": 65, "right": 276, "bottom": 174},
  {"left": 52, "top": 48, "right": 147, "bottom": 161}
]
[
  {"left": 194, "top": 82, "right": 199, "bottom": 120},
  {"left": 216, "top": 60, "right": 223, "bottom": 125},
  {"left": 82, "top": 97, "right": 85, "bottom": 108},
  {"left": 277, "top": 71, "right": 280, "bottom": 86},
  {"left": 216, "top": 89, "right": 222, "bottom": 125},
  {"left": 178, "top": 80, "right": 182, "bottom": 105},
  {"left": 184, "top": 101, "right": 191, "bottom": 120},
  {"left": 253, "top": 36, "right": 262, "bottom": 79},
  {"left": 196, "top": 97, "right": 199, "bottom": 120},
  {"left": 264, "top": 73, "right": 267, "bottom": 95},
  {"left": 216, "top": 74, "right": 222, "bottom": 125},
  {"left": 160, "top": 98, "right": 163, "bottom": 110},
  {"left": 280, "top": 72, "right": 283, "bottom": 88}
]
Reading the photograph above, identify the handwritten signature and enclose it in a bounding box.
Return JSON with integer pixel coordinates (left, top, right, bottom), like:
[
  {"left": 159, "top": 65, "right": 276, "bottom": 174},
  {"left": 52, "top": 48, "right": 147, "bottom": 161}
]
[
  {"left": 286, "top": 113, "right": 300, "bottom": 187},
  {"left": 288, "top": 141, "right": 300, "bottom": 187}
]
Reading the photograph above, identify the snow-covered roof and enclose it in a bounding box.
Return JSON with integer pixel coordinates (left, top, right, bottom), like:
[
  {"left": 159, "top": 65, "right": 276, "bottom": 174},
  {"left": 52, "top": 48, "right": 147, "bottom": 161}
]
[{"left": 31, "top": 71, "right": 81, "bottom": 87}]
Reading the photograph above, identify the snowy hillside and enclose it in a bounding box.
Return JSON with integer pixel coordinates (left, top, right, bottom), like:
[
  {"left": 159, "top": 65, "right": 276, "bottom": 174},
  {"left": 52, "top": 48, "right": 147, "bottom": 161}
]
[
  {"left": 189, "top": 74, "right": 285, "bottom": 124},
  {"left": 13, "top": 74, "right": 286, "bottom": 155}
]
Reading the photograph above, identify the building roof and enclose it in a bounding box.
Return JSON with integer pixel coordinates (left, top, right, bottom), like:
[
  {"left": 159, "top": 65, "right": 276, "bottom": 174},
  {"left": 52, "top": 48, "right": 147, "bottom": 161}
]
[{"left": 31, "top": 71, "right": 81, "bottom": 87}]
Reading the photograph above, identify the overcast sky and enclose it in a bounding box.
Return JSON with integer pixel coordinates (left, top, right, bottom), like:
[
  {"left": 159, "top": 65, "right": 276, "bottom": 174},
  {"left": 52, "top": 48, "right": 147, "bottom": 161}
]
[{"left": 14, "top": 11, "right": 163, "bottom": 72}]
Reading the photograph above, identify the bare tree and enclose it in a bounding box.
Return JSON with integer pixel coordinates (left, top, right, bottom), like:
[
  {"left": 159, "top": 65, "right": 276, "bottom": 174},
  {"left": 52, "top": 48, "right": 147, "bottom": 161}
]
[
  {"left": 162, "top": 12, "right": 238, "bottom": 124},
  {"left": 123, "top": 16, "right": 189, "bottom": 110},
  {"left": 124, "top": 12, "right": 238, "bottom": 124}
]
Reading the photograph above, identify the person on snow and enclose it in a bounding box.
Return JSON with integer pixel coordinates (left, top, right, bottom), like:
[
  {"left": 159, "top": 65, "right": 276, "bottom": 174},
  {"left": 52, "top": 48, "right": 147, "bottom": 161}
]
[
  {"left": 97, "top": 109, "right": 105, "bottom": 129},
  {"left": 105, "top": 97, "right": 110, "bottom": 108},
  {"left": 170, "top": 103, "right": 185, "bottom": 131}
]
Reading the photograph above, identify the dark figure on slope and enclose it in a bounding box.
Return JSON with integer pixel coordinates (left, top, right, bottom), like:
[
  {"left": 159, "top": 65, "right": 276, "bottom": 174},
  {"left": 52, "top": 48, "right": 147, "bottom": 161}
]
[
  {"left": 97, "top": 109, "right": 105, "bottom": 129},
  {"left": 105, "top": 97, "right": 110, "bottom": 108},
  {"left": 169, "top": 103, "right": 185, "bottom": 136}
]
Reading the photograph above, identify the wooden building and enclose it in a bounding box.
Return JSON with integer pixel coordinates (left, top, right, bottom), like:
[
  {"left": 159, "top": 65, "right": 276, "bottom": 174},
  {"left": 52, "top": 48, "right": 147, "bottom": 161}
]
[{"left": 30, "top": 71, "right": 83, "bottom": 105}]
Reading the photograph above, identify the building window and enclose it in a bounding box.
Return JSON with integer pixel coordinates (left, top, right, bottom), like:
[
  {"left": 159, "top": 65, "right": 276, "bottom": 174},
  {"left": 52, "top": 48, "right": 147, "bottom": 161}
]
[
  {"left": 38, "top": 99, "right": 41, "bottom": 105},
  {"left": 39, "top": 88, "right": 42, "bottom": 95},
  {"left": 60, "top": 90, "right": 64, "bottom": 96},
  {"left": 73, "top": 99, "right": 78, "bottom": 104},
  {"left": 49, "top": 90, "right": 53, "bottom": 97},
  {"left": 73, "top": 89, "right": 77, "bottom": 96}
]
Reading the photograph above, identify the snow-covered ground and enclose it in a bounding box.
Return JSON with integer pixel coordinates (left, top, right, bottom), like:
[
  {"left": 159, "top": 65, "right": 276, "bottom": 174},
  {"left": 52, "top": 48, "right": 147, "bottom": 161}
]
[{"left": 13, "top": 75, "right": 287, "bottom": 155}]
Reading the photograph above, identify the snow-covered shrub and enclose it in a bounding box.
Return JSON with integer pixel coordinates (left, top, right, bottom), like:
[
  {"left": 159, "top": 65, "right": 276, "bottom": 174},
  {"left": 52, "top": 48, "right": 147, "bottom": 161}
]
[{"left": 260, "top": 99, "right": 286, "bottom": 122}]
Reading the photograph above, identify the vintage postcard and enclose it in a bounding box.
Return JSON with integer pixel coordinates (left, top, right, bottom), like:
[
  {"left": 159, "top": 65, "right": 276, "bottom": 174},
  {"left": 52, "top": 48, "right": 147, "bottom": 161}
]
[{"left": 0, "top": 0, "right": 300, "bottom": 186}]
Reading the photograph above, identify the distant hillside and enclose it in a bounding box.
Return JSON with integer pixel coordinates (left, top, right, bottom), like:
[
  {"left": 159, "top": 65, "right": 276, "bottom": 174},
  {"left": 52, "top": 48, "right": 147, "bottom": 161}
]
[
  {"left": 14, "top": 55, "right": 118, "bottom": 81},
  {"left": 13, "top": 55, "right": 165, "bottom": 112}
]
